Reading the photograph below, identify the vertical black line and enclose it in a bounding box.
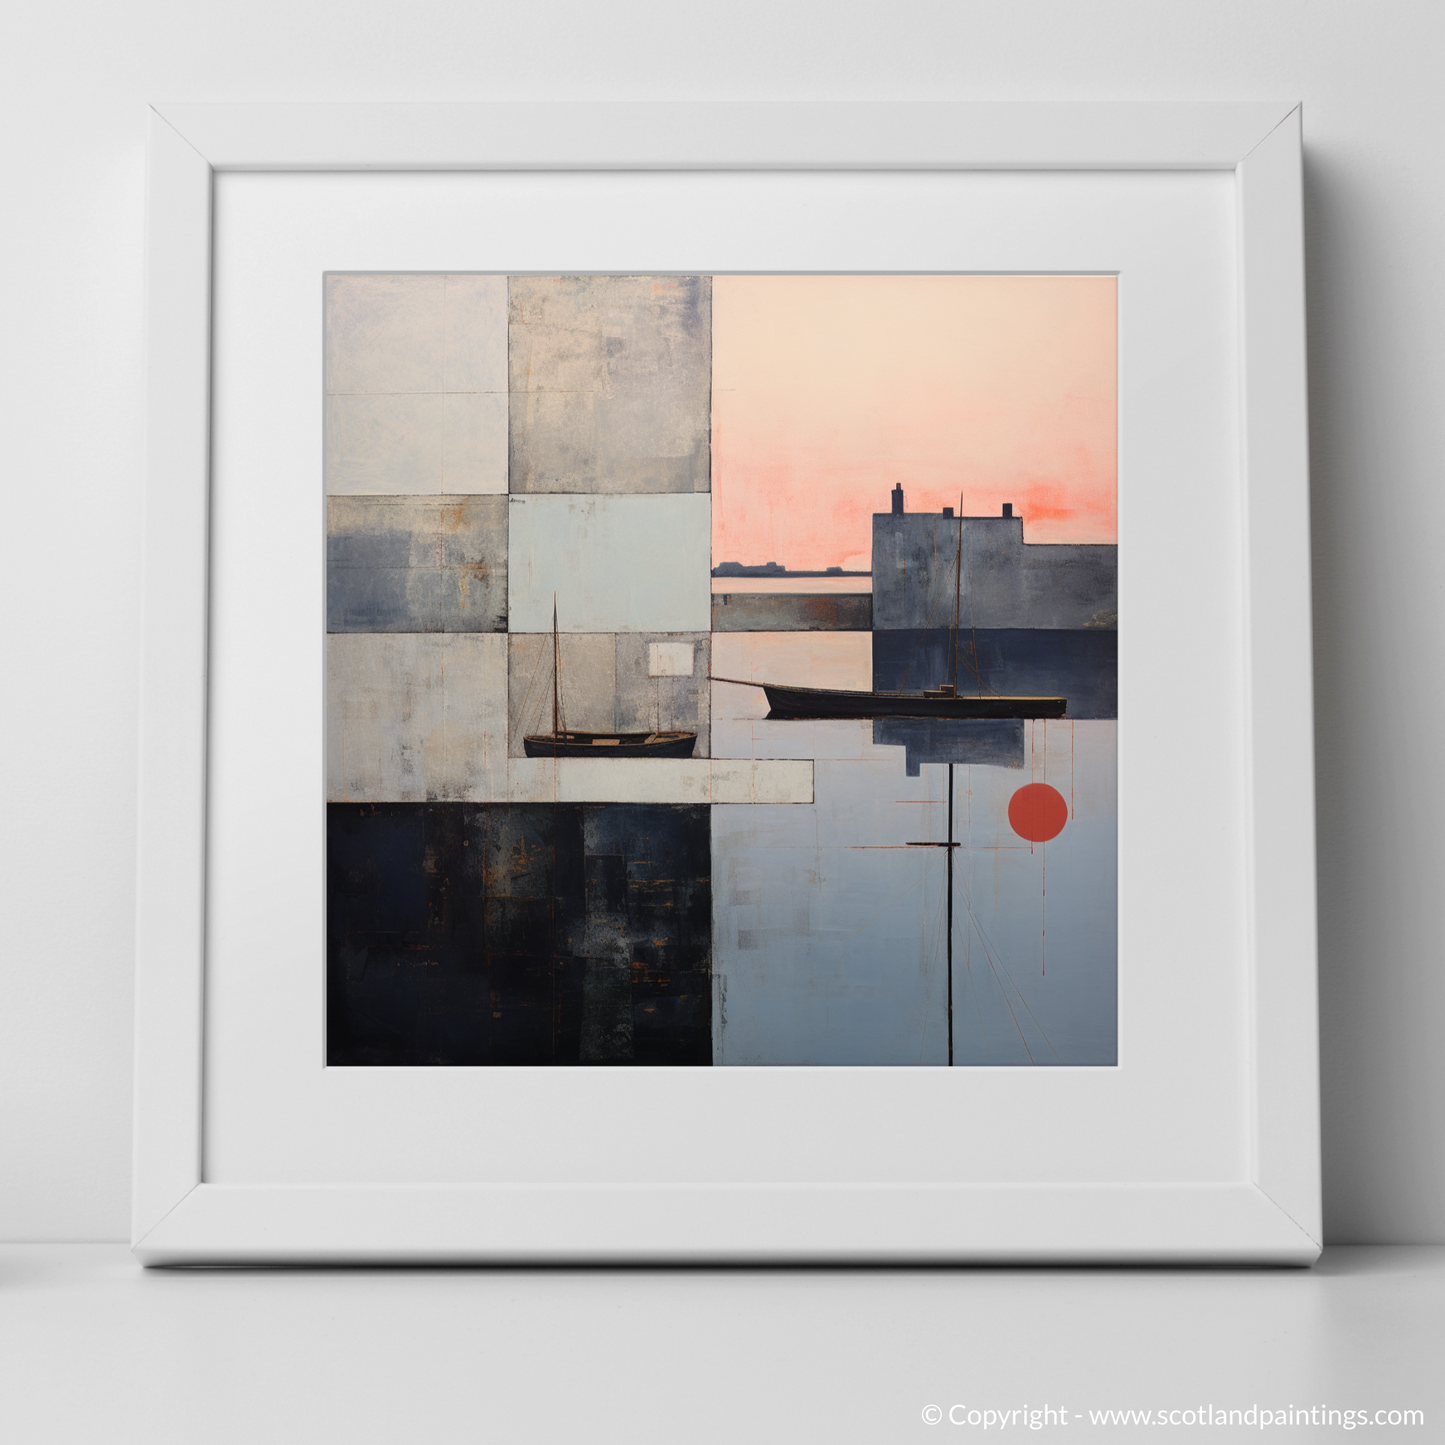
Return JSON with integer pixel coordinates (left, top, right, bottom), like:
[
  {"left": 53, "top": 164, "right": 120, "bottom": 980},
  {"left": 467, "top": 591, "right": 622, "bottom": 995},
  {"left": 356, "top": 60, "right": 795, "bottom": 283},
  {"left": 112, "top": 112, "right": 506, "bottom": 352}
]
[
  {"left": 952, "top": 511, "right": 963, "bottom": 693},
  {"left": 552, "top": 595, "right": 561, "bottom": 736},
  {"left": 947, "top": 762, "right": 955, "bottom": 1067},
  {"left": 549, "top": 799, "right": 558, "bottom": 1064}
]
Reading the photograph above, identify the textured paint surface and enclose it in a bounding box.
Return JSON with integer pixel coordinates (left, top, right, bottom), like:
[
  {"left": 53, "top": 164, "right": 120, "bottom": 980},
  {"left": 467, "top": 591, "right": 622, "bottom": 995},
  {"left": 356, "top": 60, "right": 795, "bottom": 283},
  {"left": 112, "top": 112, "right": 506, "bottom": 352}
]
[
  {"left": 712, "top": 760, "right": 950, "bottom": 1066},
  {"left": 328, "top": 802, "right": 712, "bottom": 1066},
  {"left": 711, "top": 593, "right": 873, "bottom": 632},
  {"left": 327, "top": 494, "right": 507, "bottom": 633},
  {"left": 321, "top": 272, "right": 1116, "bottom": 1070},
  {"left": 507, "top": 494, "right": 711, "bottom": 633},
  {"left": 325, "top": 274, "right": 507, "bottom": 495},
  {"left": 326, "top": 633, "right": 509, "bottom": 802},
  {"left": 871, "top": 512, "right": 1116, "bottom": 632},
  {"left": 509, "top": 275, "right": 712, "bottom": 494},
  {"left": 507, "top": 632, "right": 711, "bottom": 758},
  {"left": 712, "top": 725, "right": 1116, "bottom": 1066}
]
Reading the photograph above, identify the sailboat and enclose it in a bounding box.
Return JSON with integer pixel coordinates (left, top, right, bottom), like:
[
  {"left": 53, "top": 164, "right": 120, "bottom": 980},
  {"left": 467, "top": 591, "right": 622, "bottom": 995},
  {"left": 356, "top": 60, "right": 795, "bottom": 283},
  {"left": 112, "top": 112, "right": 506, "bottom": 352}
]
[
  {"left": 712, "top": 508, "right": 1067, "bottom": 721},
  {"left": 522, "top": 599, "right": 699, "bottom": 759}
]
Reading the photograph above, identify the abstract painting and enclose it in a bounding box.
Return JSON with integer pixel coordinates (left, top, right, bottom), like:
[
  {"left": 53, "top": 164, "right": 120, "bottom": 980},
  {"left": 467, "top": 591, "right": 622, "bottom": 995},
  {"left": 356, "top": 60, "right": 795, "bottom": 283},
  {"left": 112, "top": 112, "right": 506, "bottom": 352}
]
[{"left": 326, "top": 273, "right": 1116, "bottom": 1066}]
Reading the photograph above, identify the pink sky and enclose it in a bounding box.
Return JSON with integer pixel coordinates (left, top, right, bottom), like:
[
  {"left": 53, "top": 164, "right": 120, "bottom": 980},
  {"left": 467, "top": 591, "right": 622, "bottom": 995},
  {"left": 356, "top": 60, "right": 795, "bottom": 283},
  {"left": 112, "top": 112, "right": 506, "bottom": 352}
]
[{"left": 711, "top": 275, "right": 1117, "bottom": 570}]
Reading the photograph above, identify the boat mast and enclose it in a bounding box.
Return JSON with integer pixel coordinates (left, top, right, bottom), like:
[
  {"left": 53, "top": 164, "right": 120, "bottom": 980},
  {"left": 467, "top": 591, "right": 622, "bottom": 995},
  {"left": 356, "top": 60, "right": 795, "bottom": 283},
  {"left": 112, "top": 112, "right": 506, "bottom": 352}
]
[
  {"left": 945, "top": 496, "right": 962, "bottom": 1064},
  {"left": 552, "top": 594, "right": 561, "bottom": 737},
  {"left": 947, "top": 763, "right": 955, "bottom": 1066},
  {"left": 952, "top": 498, "right": 964, "bottom": 694}
]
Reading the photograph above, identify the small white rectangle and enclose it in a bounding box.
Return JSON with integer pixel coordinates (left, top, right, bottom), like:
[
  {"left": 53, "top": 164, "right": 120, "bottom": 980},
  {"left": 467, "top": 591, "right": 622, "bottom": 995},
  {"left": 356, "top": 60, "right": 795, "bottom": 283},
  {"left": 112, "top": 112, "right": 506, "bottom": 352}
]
[{"left": 648, "top": 642, "right": 695, "bottom": 677}]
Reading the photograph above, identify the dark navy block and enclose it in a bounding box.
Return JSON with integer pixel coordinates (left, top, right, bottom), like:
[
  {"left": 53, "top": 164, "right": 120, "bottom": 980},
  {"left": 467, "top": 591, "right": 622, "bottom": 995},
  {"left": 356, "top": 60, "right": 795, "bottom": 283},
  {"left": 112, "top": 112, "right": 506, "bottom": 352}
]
[
  {"left": 328, "top": 801, "right": 712, "bottom": 1066},
  {"left": 872, "top": 718, "right": 1026, "bottom": 776},
  {"left": 872, "top": 628, "right": 1117, "bottom": 720}
]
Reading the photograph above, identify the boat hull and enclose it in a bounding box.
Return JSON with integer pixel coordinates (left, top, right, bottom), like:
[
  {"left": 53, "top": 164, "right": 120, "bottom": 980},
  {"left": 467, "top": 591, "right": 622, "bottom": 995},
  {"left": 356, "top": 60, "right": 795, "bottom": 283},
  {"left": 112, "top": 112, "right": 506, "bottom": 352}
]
[
  {"left": 523, "top": 730, "right": 698, "bottom": 759},
  {"left": 760, "top": 684, "right": 1066, "bottom": 720}
]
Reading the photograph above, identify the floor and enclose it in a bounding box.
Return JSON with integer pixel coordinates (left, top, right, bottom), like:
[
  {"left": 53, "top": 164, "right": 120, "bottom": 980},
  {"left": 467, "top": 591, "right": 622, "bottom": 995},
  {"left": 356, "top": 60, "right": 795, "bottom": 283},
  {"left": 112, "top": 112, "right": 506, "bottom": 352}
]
[{"left": 1, "top": 1245, "right": 1439, "bottom": 1442}]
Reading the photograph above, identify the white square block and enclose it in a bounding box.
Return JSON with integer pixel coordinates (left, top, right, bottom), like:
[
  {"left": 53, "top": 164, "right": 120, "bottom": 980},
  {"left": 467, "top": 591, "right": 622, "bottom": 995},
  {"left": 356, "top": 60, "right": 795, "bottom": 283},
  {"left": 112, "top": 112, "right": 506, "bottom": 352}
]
[
  {"left": 325, "top": 393, "right": 445, "bottom": 494},
  {"left": 325, "top": 273, "right": 446, "bottom": 395},
  {"left": 442, "top": 274, "right": 508, "bottom": 394},
  {"left": 507, "top": 494, "right": 711, "bottom": 633},
  {"left": 441, "top": 391, "right": 508, "bottom": 494}
]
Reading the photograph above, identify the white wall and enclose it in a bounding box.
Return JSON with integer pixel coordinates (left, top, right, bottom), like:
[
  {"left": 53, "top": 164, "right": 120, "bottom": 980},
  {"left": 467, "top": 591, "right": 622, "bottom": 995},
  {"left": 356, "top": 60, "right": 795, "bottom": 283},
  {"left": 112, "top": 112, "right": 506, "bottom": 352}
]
[{"left": 2, "top": 0, "right": 1440, "bottom": 1242}]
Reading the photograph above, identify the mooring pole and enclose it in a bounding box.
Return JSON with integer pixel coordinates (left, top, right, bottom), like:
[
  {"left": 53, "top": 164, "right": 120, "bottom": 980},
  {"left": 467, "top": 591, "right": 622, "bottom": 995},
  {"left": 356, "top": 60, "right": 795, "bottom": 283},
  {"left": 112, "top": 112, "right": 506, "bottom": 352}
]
[{"left": 947, "top": 762, "right": 955, "bottom": 1067}]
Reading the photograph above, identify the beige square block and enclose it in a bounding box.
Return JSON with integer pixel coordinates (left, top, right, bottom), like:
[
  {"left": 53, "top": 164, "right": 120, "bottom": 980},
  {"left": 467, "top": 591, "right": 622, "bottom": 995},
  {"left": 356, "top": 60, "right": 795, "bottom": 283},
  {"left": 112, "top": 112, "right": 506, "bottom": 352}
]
[
  {"left": 443, "top": 275, "right": 508, "bottom": 394},
  {"left": 327, "top": 633, "right": 508, "bottom": 801},
  {"left": 509, "top": 275, "right": 711, "bottom": 494},
  {"left": 325, "top": 393, "right": 445, "bottom": 495},
  {"left": 441, "top": 392, "right": 508, "bottom": 494},
  {"left": 325, "top": 274, "right": 445, "bottom": 395}
]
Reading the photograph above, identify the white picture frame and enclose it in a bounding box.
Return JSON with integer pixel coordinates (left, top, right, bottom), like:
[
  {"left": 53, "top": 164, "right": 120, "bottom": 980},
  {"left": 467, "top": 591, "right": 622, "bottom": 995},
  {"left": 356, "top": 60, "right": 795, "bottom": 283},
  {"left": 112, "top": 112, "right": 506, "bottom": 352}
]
[{"left": 135, "top": 102, "right": 1318, "bottom": 1264}]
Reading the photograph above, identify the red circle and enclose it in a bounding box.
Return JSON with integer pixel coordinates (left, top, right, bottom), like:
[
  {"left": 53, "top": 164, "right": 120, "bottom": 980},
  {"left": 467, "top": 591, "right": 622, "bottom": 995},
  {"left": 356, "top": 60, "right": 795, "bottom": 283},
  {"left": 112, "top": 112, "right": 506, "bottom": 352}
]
[{"left": 1008, "top": 783, "right": 1068, "bottom": 843}]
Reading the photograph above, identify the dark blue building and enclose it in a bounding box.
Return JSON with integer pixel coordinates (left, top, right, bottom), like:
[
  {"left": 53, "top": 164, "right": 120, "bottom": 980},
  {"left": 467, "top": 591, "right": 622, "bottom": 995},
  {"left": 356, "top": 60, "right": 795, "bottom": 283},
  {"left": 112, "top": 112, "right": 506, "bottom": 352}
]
[{"left": 871, "top": 488, "right": 1117, "bottom": 770}]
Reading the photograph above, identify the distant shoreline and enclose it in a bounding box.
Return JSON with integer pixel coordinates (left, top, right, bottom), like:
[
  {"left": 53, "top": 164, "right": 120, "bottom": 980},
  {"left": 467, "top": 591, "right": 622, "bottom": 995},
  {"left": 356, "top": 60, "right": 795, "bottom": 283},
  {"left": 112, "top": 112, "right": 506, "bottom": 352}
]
[
  {"left": 712, "top": 566, "right": 871, "bottom": 579},
  {"left": 711, "top": 577, "right": 873, "bottom": 595}
]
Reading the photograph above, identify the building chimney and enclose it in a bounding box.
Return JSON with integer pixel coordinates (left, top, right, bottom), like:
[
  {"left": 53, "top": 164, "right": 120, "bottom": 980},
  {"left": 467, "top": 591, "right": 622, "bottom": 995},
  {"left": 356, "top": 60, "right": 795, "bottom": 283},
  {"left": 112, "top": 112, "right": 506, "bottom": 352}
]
[
  {"left": 1002, "top": 503, "right": 1013, "bottom": 518},
  {"left": 891, "top": 483, "right": 904, "bottom": 516},
  {"left": 943, "top": 507, "right": 954, "bottom": 517}
]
